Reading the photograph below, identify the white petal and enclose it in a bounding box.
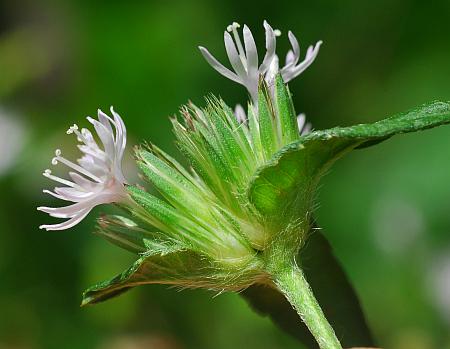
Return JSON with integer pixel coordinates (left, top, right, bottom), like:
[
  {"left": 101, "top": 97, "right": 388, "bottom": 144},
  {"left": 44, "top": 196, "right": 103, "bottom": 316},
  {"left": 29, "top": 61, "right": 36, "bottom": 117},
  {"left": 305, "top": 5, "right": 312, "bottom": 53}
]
[
  {"left": 78, "top": 144, "right": 108, "bottom": 163},
  {"left": 281, "top": 41, "right": 322, "bottom": 83},
  {"left": 265, "top": 55, "right": 279, "bottom": 86},
  {"left": 198, "top": 46, "right": 241, "bottom": 84},
  {"left": 260, "top": 20, "right": 277, "bottom": 73},
  {"left": 69, "top": 171, "right": 98, "bottom": 189},
  {"left": 224, "top": 31, "right": 247, "bottom": 79},
  {"left": 87, "top": 117, "right": 115, "bottom": 158},
  {"left": 55, "top": 187, "right": 95, "bottom": 201},
  {"left": 301, "top": 122, "right": 312, "bottom": 135},
  {"left": 38, "top": 200, "right": 94, "bottom": 217},
  {"left": 297, "top": 113, "right": 306, "bottom": 131},
  {"left": 43, "top": 189, "right": 67, "bottom": 201},
  {"left": 285, "top": 50, "right": 296, "bottom": 67},
  {"left": 39, "top": 209, "right": 90, "bottom": 231},
  {"left": 97, "top": 109, "right": 114, "bottom": 134},
  {"left": 286, "top": 31, "right": 300, "bottom": 67},
  {"left": 234, "top": 104, "right": 247, "bottom": 124},
  {"left": 243, "top": 25, "right": 258, "bottom": 75}
]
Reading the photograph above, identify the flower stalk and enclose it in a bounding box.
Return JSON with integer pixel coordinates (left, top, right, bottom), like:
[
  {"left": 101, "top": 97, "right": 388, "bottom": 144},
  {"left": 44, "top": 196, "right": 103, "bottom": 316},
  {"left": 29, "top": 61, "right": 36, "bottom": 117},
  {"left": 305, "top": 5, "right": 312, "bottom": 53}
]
[{"left": 270, "top": 261, "right": 342, "bottom": 349}]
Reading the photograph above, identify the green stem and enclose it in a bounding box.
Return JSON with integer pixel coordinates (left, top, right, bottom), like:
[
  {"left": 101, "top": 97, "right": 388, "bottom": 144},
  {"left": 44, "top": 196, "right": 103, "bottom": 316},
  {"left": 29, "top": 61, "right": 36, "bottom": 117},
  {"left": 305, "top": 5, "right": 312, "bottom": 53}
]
[{"left": 273, "top": 261, "right": 342, "bottom": 349}]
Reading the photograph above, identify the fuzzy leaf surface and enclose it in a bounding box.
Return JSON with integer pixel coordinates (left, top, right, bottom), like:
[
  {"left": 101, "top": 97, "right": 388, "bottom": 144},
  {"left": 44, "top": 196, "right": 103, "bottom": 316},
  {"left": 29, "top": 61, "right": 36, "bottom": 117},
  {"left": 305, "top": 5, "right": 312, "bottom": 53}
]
[{"left": 81, "top": 248, "right": 216, "bottom": 305}]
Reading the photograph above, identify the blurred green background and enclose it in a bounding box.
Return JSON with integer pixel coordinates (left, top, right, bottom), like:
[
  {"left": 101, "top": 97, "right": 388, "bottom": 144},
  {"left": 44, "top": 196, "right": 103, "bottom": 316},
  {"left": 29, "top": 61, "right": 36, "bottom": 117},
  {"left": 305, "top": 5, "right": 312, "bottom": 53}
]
[{"left": 1, "top": 0, "right": 450, "bottom": 348}]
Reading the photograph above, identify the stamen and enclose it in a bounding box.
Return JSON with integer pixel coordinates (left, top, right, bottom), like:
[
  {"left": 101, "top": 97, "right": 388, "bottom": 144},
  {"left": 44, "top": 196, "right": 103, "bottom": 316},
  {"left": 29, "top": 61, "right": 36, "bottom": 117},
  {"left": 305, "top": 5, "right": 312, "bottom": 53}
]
[
  {"left": 226, "top": 22, "right": 240, "bottom": 32},
  {"left": 66, "top": 124, "right": 78, "bottom": 135},
  {"left": 43, "top": 169, "right": 81, "bottom": 189},
  {"left": 54, "top": 153, "right": 102, "bottom": 183},
  {"left": 227, "top": 22, "right": 247, "bottom": 70},
  {"left": 274, "top": 29, "right": 282, "bottom": 37}
]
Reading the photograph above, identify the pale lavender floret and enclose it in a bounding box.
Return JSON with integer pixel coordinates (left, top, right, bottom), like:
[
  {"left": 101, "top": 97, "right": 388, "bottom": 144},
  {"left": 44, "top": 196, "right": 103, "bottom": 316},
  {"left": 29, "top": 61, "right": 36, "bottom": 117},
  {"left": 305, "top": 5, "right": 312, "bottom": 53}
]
[
  {"left": 234, "top": 104, "right": 247, "bottom": 124},
  {"left": 201, "top": 21, "right": 318, "bottom": 137},
  {"left": 200, "top": 21, "right": 322, "bottom": 103},
  {"left": 38, "top": 107, "right": 128, "bottom": 231},
  {"left": 297, "top": 113, "right": 312, "bottom": 135},
  {"left": 280, "top": 32, "right": 322, "bottom": 83},
  {"left": 199, "top": 21, "right": 277, "bottom": 103},
  {"left": 265, "top": 32, "right": 322, "bottom": 88}
]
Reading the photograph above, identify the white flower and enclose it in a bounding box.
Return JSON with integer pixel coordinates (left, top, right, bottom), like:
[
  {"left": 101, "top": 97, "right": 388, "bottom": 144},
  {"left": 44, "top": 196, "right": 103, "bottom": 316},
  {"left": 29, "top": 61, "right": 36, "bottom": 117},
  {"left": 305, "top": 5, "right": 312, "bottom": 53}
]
[
  {"left": 38, "top": 107, "right": 128, "bottom": 231},
  {"left": 200, "top": 21, "right": 322, "bottom": 104},
  {"left": 199, "top": 21, "right": 277, "bottom": 103},
  {"left": 265, "top": 32, "right": 322, "bottom": 87}
]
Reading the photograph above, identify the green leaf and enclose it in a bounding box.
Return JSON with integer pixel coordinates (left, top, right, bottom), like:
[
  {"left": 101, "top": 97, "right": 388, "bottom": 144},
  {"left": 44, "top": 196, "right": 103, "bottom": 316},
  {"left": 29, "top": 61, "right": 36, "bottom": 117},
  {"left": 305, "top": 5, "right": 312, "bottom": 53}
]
[
  {"left": 241, "top": 230, "right": 375, "bottom": 349},
  {"left": 248, "top": 101, "right": 450, "bottom": 219},
  {"left": 81, "top": 247, "right": 216, "bottom": 306}
]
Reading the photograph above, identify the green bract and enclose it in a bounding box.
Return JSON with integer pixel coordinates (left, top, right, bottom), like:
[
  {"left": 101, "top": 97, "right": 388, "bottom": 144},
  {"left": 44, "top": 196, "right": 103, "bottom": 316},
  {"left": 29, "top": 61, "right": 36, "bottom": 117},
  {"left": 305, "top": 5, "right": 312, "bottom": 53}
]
[{"left": 82, "top": 73, "right": 450, "bottom": 307}]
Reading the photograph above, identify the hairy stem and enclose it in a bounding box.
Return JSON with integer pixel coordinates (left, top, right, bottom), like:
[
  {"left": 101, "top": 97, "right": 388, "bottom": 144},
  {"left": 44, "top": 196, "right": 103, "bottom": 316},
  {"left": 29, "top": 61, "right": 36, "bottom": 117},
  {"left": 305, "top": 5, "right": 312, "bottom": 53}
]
[{"left": 273, "top": 261, "right": 342, "bottom": 349}]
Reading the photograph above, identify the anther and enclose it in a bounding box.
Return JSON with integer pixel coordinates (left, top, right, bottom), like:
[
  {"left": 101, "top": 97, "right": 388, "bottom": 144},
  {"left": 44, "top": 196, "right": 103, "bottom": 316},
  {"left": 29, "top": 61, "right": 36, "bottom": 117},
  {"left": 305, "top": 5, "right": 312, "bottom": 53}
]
[
  {"left": 66, "top": 124, "right": 78, "bottom": 134},
  {"left": 227, "top": 22, "right": 240, "bottom": 32}
]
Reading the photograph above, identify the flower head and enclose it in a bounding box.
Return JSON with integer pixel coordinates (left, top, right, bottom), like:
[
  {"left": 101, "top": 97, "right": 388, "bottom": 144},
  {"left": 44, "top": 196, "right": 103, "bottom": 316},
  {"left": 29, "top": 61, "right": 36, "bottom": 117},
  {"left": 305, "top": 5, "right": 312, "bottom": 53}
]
[
  {"left": 38, "top": 107, "right": 128, "bottom": 231},
  {"left": 199, "top": 21, "right": 277, "bottom": 103},
  {"left": 200, "top": 21, "right": 322, "bottom": 103}
]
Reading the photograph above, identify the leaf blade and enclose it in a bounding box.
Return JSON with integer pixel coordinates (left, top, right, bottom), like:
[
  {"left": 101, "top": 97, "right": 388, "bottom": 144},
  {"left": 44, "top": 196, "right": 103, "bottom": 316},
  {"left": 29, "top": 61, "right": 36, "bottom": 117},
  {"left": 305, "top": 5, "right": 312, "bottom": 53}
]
[{"left": 249, "top": 101, "right": 450, "bottom": 218}]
